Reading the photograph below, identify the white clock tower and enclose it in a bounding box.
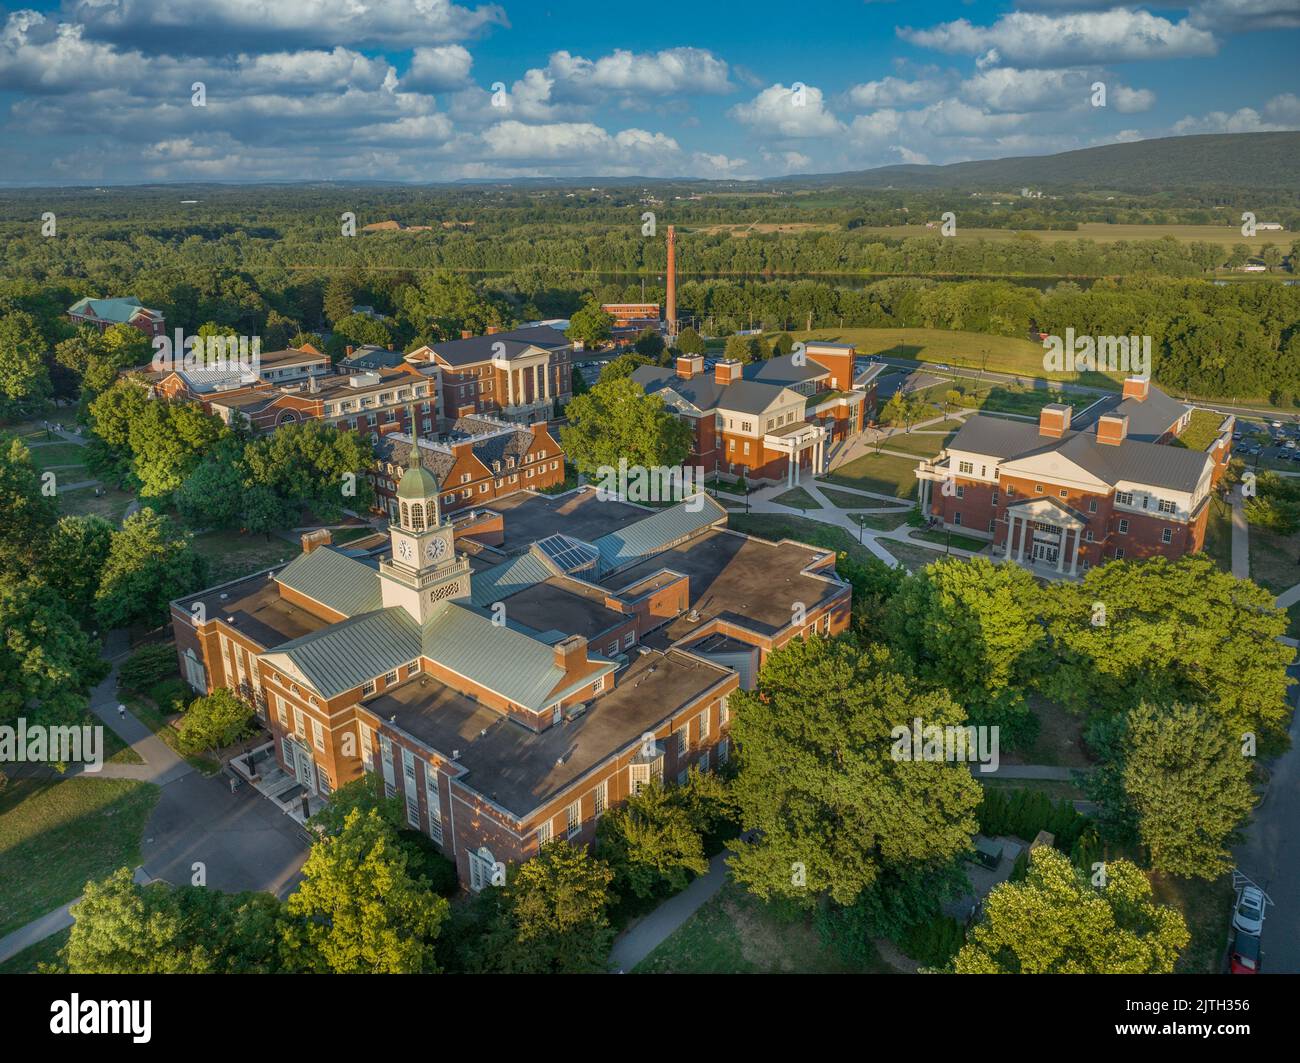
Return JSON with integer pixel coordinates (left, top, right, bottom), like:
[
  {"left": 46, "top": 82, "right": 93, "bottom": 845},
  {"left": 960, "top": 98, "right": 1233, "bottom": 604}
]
[{"left": 380, "top": 428, "right": 470, "bottom": 623}]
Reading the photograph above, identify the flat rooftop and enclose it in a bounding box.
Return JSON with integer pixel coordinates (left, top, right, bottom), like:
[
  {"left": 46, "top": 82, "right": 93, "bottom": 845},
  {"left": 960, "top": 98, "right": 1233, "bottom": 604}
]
[
  {"left": 369, "top": 648, "right": 732, "bottom": 817},
  {"left": 177, "top": 567, "right": 330, "bottom": 649},
  {"left": 488, "top": 488, "right": 648, "bottom": 551},
  {"left": 602, "top": 527, "right": 841, "bottom": 640},
  {"left": 501, "top": 577, "right": 626, "bottom": 643}
]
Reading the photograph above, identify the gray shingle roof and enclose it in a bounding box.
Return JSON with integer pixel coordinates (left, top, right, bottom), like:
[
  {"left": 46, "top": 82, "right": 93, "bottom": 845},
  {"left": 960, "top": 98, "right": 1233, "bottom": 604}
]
[
  {"left": 1072, "top": 388, "right": 1189, "bottom": 443},
  {"left": 631, "top": 366, "right": 789, "bottom": 417},
  {"left": 428, "top": 326, "right": 570, "bottom": 367},
  {"left": 275, "top": 547, "right": 383, "bottom": 618},
  {"left": 378, "top": 420, "right": 533, "bottom": 485},
  {"left": 947, "top": 413, "right": 1212, "bottom": 493},
  {"left": 744, "top": 355, "right": 826, "bottom": 387}
]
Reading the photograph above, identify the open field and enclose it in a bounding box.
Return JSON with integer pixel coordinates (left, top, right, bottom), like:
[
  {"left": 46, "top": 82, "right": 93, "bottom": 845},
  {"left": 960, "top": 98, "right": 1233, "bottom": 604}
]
[
  {"left": 850, "top": 221, "right": 1292, "bottom": 251},
  {"left": 877, "top": 429, "right": 956, "bottom": 459},
  {"left": 632, "top": 880, "right": 890, "bottom": 974},
  {"left": 58, "top": 484, "right": 134, "bottom": 523},
  {"left": 0, "top": 927, "right": 69, "bottom": 973},
  {"left": 1200, "top": 501, "right": 1234, "bottom": 574},
  {"left": 27, "top": 443, "right": 89, "bottom": 470},
  {"left": 192, "top": 529, "right": 295, "bottom": 586},
  {"left": 878, "top": 540, "right": 948, "bottom": 572},
  {"left": 770, "top": 486, "right": 819, "bottom": 509},
  {"left": 0, "top": 777, "right": 159, "bottom": 938},
  {"left": 1246, "top": 523, "right": 1300, "bottom": 594}
]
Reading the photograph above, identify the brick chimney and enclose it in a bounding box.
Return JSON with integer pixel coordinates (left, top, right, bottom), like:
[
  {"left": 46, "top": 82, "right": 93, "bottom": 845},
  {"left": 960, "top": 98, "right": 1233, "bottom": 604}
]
[
  {"left": 553, "top": 635, "right": 588, "bottom": 675},
  {"left": 486, "top": 326, "right": 500, "bottom": 335},
  {"left": 714, "top": 359, "right": 743, "bottom": 385},
  {"left": 1096, "top": 414, "right": 1128, "bottom": 446},
  {"left": 300, "top": 528, "right": 333, "bottom": 554},
  {"left": 345, "top": 345, "right": 354, "bottom": 356},
  {"left": 1038, "top": 403, "right": 1072, "bottom": 438},
  {"left": 666, "top": 225, "right": 677, "bottom": 337},
  {"left": 460, "top": 329, "right": 473, "bottom": 340},
  {"left": 676, "top": 354, "right": 703, "bottom": 379},
  {"left": 1122, "top": 376, "right": 1150, "bottom": 402}
]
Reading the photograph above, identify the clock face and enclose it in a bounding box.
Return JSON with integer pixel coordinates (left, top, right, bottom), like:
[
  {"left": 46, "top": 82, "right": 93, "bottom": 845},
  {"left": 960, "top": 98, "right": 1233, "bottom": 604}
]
[
  {"left": 425, "top": 537, "right": 447, "bottom": 562},
  {"left": 396, "top": 538, "right": 413, "bottom": 562}
]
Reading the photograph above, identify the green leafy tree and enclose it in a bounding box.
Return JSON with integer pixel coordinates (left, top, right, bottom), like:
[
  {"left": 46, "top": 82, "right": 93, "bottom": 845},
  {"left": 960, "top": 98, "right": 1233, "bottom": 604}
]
[
  {"left": 118, "top": 643, "right": 183, "bottom": 695},
  {"left": 0, "top": 576, "right": 108, "bottom": 731},
  {"left": 675, "top": 327, "right": 706, "bottom": 355},
  {"left": 243, "top": 421, "right": 374, "bottom": 521},
  {"left": 175, "top": 455, "right": 247, "bottom": 530},
  {"left": 0, "top": 309, "right": 51, "bottom": 404},
  {"left": 0, "top": 435, "right": 60, "bottom": 574},
  {"left": 835, "top": 550, "right": 907, "bottom": 637},
  {"left": 1121, "top": 702, "right": 1256, "bottom": 880},
  {"left": 885, "top": 556, "right": 1044, "bottom": 741},
  {"left": 178, "top": 688, "right": 254, "bottom": 759},
  {"left": 472, "top": 842, "right": 615, "bottom": 973},
  {"left": 398, "top": 270, "right": 506, "bottom": 340},
  {"left": 1040, "top": 556, "right": 1295, "bottom": 754},
  {"left": 559, "top": 376, "right": 692, "bottom": 476},
  {"left": 722, "top": 333, "right": 756, "bottom": 363},
  {"left": 565, "top": 301, "right": 614, "bottom": 348},
  {"left": 282, "top": 808, "right": 449, "bottom": 974},
  {"left": 323, "top": 276, "right": 356, "bottom": 327},
  {"left": 41, "top": 514, "right": 115, "bottom": 619},
  {"left": 632, "top": 327, "right": 666, "bottom": 362},
  {"left": 953, "top": 848, "right": 1189, "bottom": 974},
  {"left": 597, "top": 352, "right": 652, "bottom": 383},
  {"left": 596, "top": 781, "right": 709, "bottom": 901},
  {"left": 727, "top": 637, "right": 982, "bottom": 906},
  {"left": 95, "top": 508, "right": 209, "bottom": 629}
]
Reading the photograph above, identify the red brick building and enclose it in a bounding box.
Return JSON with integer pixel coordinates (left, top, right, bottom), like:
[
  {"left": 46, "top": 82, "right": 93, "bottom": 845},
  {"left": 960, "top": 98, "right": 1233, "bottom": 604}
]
[
  {"left": 368, "top": 416, "right": 564, "bottom": 522},
  {"left": 406, "top": 325, "right": 572, "bottom": 429},
  {"left": 631, "top": 342, "right": 881, "bottom": 487},
  {"left": 915, "top": 378, "right": 1234, "bottom": 576},
  {"left": 171, "top": 477, "right": 849, "bottom": 889},
  {"left": 67, "top": 296, "right": 165, "bottom": 337}
]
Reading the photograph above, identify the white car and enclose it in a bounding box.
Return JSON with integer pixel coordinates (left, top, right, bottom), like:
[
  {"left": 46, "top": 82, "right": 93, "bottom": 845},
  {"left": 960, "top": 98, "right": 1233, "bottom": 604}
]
[{"left": 1232, "top": 885, "right": 1266, "bottom": 936}]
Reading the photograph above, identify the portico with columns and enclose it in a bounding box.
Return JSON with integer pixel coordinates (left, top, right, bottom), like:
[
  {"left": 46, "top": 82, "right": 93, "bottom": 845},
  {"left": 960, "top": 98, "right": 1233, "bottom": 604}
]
[
  {"left": 1000, "top": 498, "right": 1086, "bottom": 577},
  {"left": 492, "top": 346, "right": 553, "bottom": 422},
  {"left": 764, "top": 422, "right": 828, "bottom": 487}
]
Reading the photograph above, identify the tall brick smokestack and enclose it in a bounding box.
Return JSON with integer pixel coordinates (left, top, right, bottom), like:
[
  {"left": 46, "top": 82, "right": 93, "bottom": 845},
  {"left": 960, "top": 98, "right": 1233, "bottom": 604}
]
[{"left": 666, "top": 224, "right": 677, "bottom": 338}]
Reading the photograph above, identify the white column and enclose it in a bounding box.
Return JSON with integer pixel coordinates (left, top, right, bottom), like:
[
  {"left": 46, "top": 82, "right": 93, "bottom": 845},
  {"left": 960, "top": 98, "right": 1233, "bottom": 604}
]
[
  {"left": 1070, "top": 527, "right": 1081, "bottom": 576},
  {"left": 1016, "top": 514, "right": 1027, "bottom": 562},
  {"left": 505, "top": 367, "right": 514, "bottom": 407},
  {"left": 787, "top": 447, "right": 795, "bottom": 487},
  {"left": 1056, "top": 526, "right": 1066, "bottom": 573},
  {"left": 544, "top": 360, "right": 552, "bottom": 401}
]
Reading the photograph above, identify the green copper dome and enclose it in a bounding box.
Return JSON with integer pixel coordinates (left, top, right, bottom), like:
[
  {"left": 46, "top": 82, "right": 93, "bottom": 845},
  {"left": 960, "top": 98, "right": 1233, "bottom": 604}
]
[{"left": 397, "top": 461, "right": 440, "bottom": 500}]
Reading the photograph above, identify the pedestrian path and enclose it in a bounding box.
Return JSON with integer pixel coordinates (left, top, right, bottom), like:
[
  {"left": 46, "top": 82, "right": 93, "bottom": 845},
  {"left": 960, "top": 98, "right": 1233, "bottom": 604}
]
[
  {"left": 0, "top": 868, "right": 152, "bottom": 965},
  {"left": 1231, "top": 491, "right": 1250, "bottom": 579},
  {"left": 1276, "top": 582, "right": 1300, "bottom": 609},
  {"left": 608, "top": 851, "right": 731, "bottom": 972}
]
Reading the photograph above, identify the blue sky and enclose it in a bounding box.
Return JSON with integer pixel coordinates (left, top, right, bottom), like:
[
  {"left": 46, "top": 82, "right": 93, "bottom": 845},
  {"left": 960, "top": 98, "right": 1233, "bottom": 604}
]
[{"left": 1, "top": 0, "right": 1297, "bottom": 184}]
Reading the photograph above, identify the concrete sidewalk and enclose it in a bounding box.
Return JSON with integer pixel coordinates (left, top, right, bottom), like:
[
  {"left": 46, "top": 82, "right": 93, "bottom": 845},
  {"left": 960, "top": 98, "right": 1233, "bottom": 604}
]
[
  {"left": 608, "top": 851, "right": 731, "bottom": 972},
  {"left": 1231, "top": 493, "right": 1250, "bottom": 579},
  {"left": 0, "top": 868, "right": 151, "bottom": 965}
]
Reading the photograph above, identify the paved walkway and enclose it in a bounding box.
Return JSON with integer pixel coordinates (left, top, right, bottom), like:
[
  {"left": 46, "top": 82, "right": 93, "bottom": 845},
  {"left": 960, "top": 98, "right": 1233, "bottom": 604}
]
[
  {"left": 608, "top": 850, "right": 731, "bottom": 972},
  {"left": 0, "top": 632, "right": 309, "bottom": 965},
  {"left": 1276, "top": 582, "right": 1300, "bottom": 609},
  {"left": 1231, "top": 491, "right": 1250, "bottom": 579},
  {"left": 972, "top": 764, "right": 1087, "bottom": 781}
]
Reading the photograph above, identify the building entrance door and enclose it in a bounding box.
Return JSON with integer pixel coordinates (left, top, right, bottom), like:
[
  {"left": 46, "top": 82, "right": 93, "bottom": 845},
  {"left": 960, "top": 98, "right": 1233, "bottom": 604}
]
[{"left": 1032, "top": 541, "right": 1059, "bottom": 565}]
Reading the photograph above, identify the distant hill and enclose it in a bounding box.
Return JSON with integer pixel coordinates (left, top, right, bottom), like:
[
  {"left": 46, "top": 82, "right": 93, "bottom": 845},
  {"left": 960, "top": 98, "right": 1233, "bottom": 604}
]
[{"left": 782, "top": 133, "right": 1300, "bottom": 191}]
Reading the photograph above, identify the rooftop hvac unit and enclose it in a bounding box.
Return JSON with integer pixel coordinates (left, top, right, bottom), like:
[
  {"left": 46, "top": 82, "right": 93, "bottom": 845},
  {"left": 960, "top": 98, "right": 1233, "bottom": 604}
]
[{"left": 686, "top": 609, "right": 700, "bottom": 622}]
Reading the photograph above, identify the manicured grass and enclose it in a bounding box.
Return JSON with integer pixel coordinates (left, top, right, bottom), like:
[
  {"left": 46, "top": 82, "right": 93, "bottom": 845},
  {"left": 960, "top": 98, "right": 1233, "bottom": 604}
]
[
  {"left": 328, "top": 525, "right": 380, "bottom": 544},
  {"left": 876, "top": 429, "right": 955, "bottom": 458},
  {"left": 824, "top": 451, "right": 920, "bottom": 500},
  {"left": 0, "top": 777, "right": 159, "bottom": 938},
  {"left": 94, "top": 716, "right": 143, "bottom": 765},
  {"left": 632, "top": 880, "right": 889, "bottom": 973},
  {"left": 124, "top": 694, "right": 218, "bottom": 773},
  {"left": 788, "top": 327, "right": 1122, "bottom": 389},
  {"left": 905, "top": 528, "right": 991, "bottom": 552},
  {"left": 58, "top": 484, "right": 134, "bottom": 524},
  {"left": 851, "top": 510, "right": 917, "bottom": 532},
  {"left": 1173, "top": 409, "right": 1229, "bottom": 453},
  {"left": 27, "top": 443, "right": 90, "bottom": 470},
  {"left": 1200, "top": 499, "right": 1234, "bottom": 574},
  {"left": 0, "top": 927, "right": 69, "bottom": 974},
  {"left": 876, "top": 540, "right": 949, "bottom": 573},
  {"left": 770, "top": 486, "right": 820, "bottom": 510},
  {"left": 1247, "top": 524, "right": 1300, "bottom": 594},
  {"left": 727, "top": 512, "right": 879, "bottom": 567},
  {"left": 818, "top": 485, "right": 912, "bottom": 512},
  {"left": 192, "top": 529, "right": 295, "bottom": 586},
  {"left": 1153, "top": 872, "right": 1236, "bottom": 974}
]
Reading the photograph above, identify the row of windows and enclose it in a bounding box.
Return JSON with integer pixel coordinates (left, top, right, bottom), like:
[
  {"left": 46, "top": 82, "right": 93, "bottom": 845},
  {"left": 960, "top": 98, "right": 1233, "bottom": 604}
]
[{"left": 956, "top": 477, "right": 1183, "bottom": 521}]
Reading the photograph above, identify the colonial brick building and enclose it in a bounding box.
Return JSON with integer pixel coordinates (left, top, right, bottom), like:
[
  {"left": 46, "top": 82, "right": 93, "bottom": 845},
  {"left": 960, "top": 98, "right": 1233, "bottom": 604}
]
[
  {"left": 630, "top": 343, "right": 881, "bottom": 487},
  {"left": 67, "top": 296, "right": 165, "bottom": 337},
  {"left": 171, "top": 474, "right": 850, "bottom": 888},
  {"left": 915, "top": 378, "right": 1234, "bottom": 575},
  {"left": 368, "top": 416, "right": 564, "bottom": 522},
  {"left": 406, "top": 325, "right": 573, "bottom": 429}
]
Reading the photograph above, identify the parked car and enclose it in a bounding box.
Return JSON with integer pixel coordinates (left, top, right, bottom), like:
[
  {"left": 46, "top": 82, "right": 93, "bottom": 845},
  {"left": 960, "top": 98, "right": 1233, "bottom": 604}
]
[
  {"left": 1229, "top": 931, "right": 1262, "bottom": 974},
  {"left": 1233, "top": 885, "right": 1267, "bottom": 935}
]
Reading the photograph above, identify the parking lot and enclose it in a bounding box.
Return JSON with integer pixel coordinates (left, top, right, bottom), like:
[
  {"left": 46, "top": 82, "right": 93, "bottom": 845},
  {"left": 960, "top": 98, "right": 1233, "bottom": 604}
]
[{"left": 1232, "top": 417, "right": 1300, "bottom": 466}]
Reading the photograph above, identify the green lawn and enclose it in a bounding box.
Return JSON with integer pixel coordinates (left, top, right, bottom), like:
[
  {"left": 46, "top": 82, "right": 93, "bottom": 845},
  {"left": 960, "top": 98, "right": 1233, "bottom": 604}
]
[
  {"left": 1154, "top": 872, "right": 1235, "bottom": 974},
  {"left": 727, "top": 512, "right": 879, "bottom": 567},
  {"left": 59, "top": 484, "right": 134, "bottom": 524},
  {"left": 0, "top": 927, "right": 69, "bottom": 973},
  {"left": 192, "top": 529, "right": 296, "bottom": 586},
  {"left": 1200, "top": 499, "right": 1234, "bottom": 574},
  {"left": 770, "top": 486, "right": 820, "bottom": 510},
  {"left": 877, "top": 540, "right": 949, "bottom": 572},
  {"left": 824, "top": 451, "right": 921, "bottom": 500},
  {"left": 27, "top": 443, "right": 91, "bottom": 470},
  {"left": 905, "top": 528, "right": 991, "bottom": 552},
  {"left": 877, "top": 430, "right": 955, "bottom": 458},
  {"left": 632, "top": 880, "right": 890, "bottom": 974},
  {"left": 819, "top": 485, "right": 913, "bottom": 513},
  {"left": 849, "top": 510, "right": 916, "bottom": 533},
  {"left": 1247, "top": 524, "right": 1300, "bottom": 594},
  {"left": 0, "top": 777, "right": 159, "bottom": 937},
  {"left": 124, "top": 694, "right": 218, "bottom": 773},
  {"left": 786, "top": 327, "right": 1123, "bottom": 390}
]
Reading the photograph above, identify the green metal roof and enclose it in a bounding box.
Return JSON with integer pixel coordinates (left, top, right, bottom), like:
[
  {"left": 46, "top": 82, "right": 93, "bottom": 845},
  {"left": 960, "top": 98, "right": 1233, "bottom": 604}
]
[
  {"left": 265, "top": 607, "right": 420, "bottom": 698},
  {"left": 593, "top": 495, "right": 727, "bottom": 575},
  {"left": 396, "top": 463, "right": 441, "bottom": 500},
  {"left": 276, "top": 546, "right": 382, "bottom": 618},
  {"left": 68, "top": 296, "right": 154, "bottom": 323},
  {"left": 468, "top": 551, "right": 555, "bottom": 608}
]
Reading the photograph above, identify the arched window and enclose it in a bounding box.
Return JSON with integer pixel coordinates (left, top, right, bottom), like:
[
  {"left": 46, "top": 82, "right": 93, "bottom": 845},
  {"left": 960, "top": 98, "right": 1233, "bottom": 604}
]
[
  {"left": 400, "top": 502, "right": 409, "bottom": 528},
  {"left": 411, "top": 504, "right": 425, "bottom": 532}
]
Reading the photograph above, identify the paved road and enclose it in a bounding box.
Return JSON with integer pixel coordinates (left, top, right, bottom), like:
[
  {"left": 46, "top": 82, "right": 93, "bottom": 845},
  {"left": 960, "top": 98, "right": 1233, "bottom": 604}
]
[{"left": 1233, "top": 654, "right": 1300, "bottom": 973}]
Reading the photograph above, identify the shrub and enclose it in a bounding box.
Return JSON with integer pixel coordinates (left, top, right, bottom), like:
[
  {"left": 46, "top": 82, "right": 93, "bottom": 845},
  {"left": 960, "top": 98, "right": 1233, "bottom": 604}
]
[
  {"left": 896, "top": 913, "right": 966, "bottom": 969},
  {"left": 118, "top": 643, "right": 180, "bottom": 695}
]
